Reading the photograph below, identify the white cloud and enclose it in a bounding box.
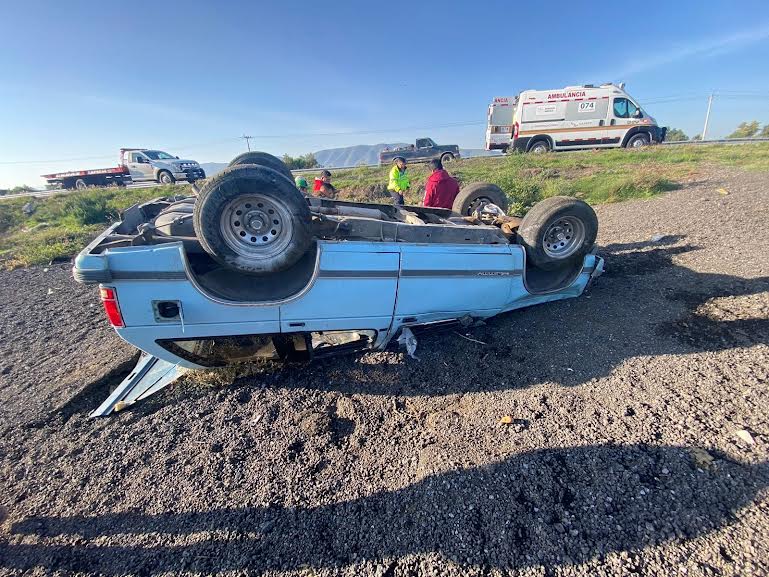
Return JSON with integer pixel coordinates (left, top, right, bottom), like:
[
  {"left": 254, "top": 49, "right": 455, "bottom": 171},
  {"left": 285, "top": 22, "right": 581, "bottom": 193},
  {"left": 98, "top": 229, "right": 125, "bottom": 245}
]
[{"left": 598, "top": 23, "right": 769, "bottom": 80}]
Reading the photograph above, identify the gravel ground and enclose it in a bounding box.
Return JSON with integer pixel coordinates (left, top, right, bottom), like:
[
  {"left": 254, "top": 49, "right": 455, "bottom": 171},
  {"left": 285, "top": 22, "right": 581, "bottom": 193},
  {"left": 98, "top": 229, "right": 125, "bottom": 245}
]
[{"left": 0, "top": 167, "right": 768, "bottom": 576}]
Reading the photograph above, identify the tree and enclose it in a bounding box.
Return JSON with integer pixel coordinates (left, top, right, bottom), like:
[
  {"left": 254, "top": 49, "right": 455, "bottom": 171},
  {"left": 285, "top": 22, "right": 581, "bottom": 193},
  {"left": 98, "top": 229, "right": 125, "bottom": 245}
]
[
  {"left": 665, "top": 128, "right": 688, "bottom": 142},
  {"left": 691, "top": 134, "right": 702, "bottom": 141},
  {"left": 10, "top": 185, "right": 35, "bottom": 194},
  {"left": 727, "top": 121, "right": 760, "bottom": 139},
  {"left": 281, "top": 152, "right": 319, "bottom": 170},
  {"left": 760, "top": 124, "right": 769, "bottom": 138}
]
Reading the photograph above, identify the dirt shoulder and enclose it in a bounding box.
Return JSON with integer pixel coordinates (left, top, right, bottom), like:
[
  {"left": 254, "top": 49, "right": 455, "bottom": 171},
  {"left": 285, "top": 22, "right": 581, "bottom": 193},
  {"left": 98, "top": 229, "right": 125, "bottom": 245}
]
[{"left": 0, "top": 166, "right": 768, "bottom": 576}]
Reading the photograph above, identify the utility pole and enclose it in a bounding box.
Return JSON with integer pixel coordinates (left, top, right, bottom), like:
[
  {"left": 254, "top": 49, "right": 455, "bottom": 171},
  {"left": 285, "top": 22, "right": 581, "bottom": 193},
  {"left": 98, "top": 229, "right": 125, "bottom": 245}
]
[
  {"left": 241, "top": 134, "right": 253, "bottom": 151},
  {"left": 702, "top": 93, "right": 714, "bottom": 141}
]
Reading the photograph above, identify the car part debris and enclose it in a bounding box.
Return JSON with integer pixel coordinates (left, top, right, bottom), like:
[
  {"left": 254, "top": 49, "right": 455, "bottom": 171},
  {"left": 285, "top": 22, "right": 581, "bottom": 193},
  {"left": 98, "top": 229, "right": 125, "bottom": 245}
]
[
  {"left": 90, "top": 354, "right": 184, "bottom": 417},
  {"left": 397, "top": 327, "right": 419, "bottom": 360}
]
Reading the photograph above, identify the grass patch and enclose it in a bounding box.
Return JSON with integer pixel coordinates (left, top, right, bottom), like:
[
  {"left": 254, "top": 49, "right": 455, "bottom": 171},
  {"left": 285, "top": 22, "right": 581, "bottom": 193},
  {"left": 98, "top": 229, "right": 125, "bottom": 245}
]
[
  {"left": 0, "top": 185, "right": 189, "bottom": 268},
  {"left": 2, "top": 143, "right": 768, "bottom": 269}
]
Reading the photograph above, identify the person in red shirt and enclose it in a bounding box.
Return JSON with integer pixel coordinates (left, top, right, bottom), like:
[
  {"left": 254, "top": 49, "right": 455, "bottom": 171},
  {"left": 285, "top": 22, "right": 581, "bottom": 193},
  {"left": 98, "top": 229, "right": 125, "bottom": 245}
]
[
  {"left": 422, "top": 158, "right": 460, "bottom": 209},
  {"left": 313, "top": 170, "right": 332, "bottom": 193}
]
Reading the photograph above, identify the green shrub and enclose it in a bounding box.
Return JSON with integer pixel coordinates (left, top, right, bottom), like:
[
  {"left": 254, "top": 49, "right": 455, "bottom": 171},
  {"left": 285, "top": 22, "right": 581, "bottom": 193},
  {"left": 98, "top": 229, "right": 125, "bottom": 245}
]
[{"left": 63, "top": 195, "right": 118, "bottom": 225}]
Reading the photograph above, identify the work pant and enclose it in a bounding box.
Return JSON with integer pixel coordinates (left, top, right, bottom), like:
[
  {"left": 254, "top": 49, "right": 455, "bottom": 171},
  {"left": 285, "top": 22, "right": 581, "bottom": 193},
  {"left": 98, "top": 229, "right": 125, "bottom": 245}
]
[{"left": 390, "top": 190, "right": 405, "bottom": 205}]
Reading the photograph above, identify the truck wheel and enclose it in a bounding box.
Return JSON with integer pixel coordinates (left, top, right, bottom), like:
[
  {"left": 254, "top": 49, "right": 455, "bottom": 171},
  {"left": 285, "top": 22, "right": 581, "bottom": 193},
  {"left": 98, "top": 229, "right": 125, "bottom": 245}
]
[
  {"left": 529, "top": 140, "right": 551, "bottom": 154},
  {"left": 440, "top": 152, "right": 455, "bottom": 164},
  {"left": 452, "top": 182, "right": 509, "bottom": 216},
  {"left": 158, "top": 171, "right": 175, "bottom": 185},
  {"left": 626, "top": 133, "right": 651, "bottom": 148},
  {"left": 229, "top": 152, "right": 294, "bottom": 184},
  {"left": 75, "top": 179, "right": 88, "bottom": 190},
  {"left": 193, "top": 164, "right": 312, "bottom": 275},
  {"left": 517, "top": 196, "right": 598, "bottom": 271}
]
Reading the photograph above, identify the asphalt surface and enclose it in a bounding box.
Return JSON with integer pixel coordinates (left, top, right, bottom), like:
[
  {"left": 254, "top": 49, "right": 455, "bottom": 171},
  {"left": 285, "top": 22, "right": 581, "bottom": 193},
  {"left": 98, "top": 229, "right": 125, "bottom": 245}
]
[{"left": 0, "top": 166, "right": 768, "bottom": 576}]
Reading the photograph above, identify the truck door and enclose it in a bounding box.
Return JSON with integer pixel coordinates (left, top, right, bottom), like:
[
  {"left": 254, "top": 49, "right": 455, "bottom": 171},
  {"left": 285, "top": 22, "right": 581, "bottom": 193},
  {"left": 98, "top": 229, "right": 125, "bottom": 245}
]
[
  {"left": 127, "top": 151, "right": 153, "bottom": 181},
  {"left": 280, "top": 243, "right": 399, "bottom": 336},
  {"left": 604, "top": 97, "right": 639, "bottom": 146},
  {"left": 395, "top": 244, "right": 517, "bottom": 323}
]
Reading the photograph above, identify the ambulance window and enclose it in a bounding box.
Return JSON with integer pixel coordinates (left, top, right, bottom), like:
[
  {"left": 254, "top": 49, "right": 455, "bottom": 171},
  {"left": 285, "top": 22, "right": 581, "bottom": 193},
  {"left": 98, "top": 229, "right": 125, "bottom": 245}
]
[{"left": 613, "top": 98, "right": 629, "bottom": 118}]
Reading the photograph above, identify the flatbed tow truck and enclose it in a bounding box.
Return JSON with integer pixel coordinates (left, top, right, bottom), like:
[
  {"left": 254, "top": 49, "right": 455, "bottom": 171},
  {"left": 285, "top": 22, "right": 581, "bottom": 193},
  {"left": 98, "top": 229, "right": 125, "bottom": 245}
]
[{"left": 42, "top": 148, "right": 205, "bottom": 190}]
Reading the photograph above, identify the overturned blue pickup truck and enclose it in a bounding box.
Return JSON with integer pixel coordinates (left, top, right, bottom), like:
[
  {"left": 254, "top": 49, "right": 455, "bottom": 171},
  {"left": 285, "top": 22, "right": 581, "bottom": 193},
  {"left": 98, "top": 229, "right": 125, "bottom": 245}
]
[{"left": 73, "top": 152, "right": 603, "bottom": 416}]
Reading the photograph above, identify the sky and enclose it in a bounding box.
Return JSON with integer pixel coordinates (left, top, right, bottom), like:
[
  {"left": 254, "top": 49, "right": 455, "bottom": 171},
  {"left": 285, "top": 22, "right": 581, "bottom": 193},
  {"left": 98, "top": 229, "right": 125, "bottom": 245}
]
[{"left": 1, "top": 0, "right": 769, "bottom": 188}]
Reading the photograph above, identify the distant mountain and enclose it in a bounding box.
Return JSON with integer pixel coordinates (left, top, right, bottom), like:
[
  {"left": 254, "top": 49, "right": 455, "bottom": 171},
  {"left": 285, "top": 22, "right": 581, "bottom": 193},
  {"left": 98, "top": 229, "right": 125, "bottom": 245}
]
[
  {"left": 314, "top": 143, "right": 502, "bottom": 168},
  {"left": 200, "top": 145, "right": 503, "bottom": 177},
  {"left": 200, "top": 162, "right": 228, "bottom": 177},
  {"left": 314, "top": 143, "right": 408, "bottom": 168}
]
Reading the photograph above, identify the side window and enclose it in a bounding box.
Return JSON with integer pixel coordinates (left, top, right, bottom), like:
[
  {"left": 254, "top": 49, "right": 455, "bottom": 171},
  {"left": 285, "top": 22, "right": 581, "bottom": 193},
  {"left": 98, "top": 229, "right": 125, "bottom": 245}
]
[
  {"left": 129, "top": 152, "right": 139, "bottom": 162},
  {"left": 416, "top": 139, "right": 429, "bottom": 148},
  {"left": 613, "top": 98, "right": 629, "bottom": 118},
  {"left": 626, "top": 100, "right": 641, "bottom": 118}
]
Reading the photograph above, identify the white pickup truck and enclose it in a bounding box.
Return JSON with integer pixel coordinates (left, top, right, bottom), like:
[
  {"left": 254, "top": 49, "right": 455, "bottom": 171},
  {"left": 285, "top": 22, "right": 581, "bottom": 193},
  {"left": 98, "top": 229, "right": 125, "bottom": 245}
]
[
  {"left": 120, "top": 148, "right": 205, "bottom": 185},
  {"left": 42, "top": 148, "right": 205, "bottom": 190}
]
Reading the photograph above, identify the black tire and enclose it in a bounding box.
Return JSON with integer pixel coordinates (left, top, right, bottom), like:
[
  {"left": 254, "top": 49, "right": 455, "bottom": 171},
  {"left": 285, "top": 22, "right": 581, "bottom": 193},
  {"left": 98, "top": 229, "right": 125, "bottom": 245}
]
[
  {"left": 626, "top": 132, "right": 651, "bottom": 148},
  {"left": 440, "top": 152, "right": 455, "bottom": 164},
  {"left": 528, "top": 140, "right": 551, "bottom": 154},
  {"left": 517, "top": 196, "right": 598, "bottom": 271},
  {"left": 229, "top": 151, "right": 294, "bottom": 183},
  {"left": 193, "top": 164, "right": 312, "bottom": 275},
  {"left": 75, "top": 179, "right": 87, "bottom": 190},
  {"left": 451, "top": 182, "right": 509, "bottom": 216},
  {"left": 158, "top": 170, "right": 175, "bottom": 185}
]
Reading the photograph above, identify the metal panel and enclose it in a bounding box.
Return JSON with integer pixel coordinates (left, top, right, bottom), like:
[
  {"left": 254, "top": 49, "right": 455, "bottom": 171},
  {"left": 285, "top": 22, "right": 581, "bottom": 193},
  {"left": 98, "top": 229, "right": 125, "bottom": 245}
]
[
  {"left": 396, "top": 245, "right": 518, "bottom": 318},
  {"left": 90, "top": 354, "right": 183, "bottom": 417},
  {"left": 280, "top": 248, "right": 399, "bottom": 332}
]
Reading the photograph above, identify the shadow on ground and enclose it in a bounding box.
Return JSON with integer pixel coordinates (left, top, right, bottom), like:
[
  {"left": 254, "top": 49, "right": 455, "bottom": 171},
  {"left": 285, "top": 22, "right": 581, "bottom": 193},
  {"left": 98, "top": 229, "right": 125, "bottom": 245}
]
[
  {"left": 3, "top": 444, "right": 766, "bottom": 574},
  {"left": 234, "top": 237, "right": 769, "bottom": 397}
]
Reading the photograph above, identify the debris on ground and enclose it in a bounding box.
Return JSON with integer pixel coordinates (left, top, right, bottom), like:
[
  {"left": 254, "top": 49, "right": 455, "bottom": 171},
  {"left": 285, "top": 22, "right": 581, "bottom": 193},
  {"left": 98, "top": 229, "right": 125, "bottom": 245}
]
[
  {"left": 735, "top": 429, "right": 756, "bottom": 445},
  {"left": 397, "top": 327, "right": 419, "bottom": 359},
  {"left": 690, "top": 447, "right": 715, "bottom": 470}
]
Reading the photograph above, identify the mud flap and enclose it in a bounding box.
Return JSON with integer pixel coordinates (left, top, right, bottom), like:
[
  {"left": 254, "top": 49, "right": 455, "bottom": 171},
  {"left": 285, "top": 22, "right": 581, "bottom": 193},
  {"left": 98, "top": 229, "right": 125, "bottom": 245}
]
[{"left": 90, "top": 354, "right": 184, "bottom": 417}]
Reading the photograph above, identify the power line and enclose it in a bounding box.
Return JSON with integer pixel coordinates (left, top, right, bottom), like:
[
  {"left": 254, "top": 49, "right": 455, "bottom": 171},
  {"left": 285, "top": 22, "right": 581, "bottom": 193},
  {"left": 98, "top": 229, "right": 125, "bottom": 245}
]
[
  {"left": 0, "top": 121, "right": 485, "bottom": 166},
  {"left": 2, "top": 91, "right": 767, "bottom": 167}
]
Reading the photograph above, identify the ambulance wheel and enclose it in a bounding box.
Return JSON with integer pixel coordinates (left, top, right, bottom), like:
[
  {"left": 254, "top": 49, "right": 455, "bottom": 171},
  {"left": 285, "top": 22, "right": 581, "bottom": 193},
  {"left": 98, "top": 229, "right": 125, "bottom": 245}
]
[
  {"left": 518, "top": 196, "right": 598, "bottom": 271},
  {"left": 452, "top": 182, "right": 508, "bottom": 216},
  {"left": 193, "top": 164, "right": 312, "bottom": 275},
  {"left": 627, "top": 133, "right": 651, "bottom": 148},
  {"left": 529, "top": 140, "right": 551, "bottom": 154},
  {"left": 229, "top": 151, "right": 294, "bottom": 183}
]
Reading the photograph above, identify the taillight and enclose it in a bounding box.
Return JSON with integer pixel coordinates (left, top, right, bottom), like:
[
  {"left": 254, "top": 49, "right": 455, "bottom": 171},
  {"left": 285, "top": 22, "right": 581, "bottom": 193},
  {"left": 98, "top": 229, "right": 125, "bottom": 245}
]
[
  {"left": 513, "top": 122, "right": 519, "bottom": 139},
  {"left": 99, "top": 286, "right": 125, "bottom": 328}
]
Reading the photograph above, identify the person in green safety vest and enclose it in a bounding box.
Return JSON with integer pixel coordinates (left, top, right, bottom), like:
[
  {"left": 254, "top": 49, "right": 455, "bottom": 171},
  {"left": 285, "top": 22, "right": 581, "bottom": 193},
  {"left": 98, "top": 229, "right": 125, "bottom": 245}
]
[
  {"left": 387, "top": 157, "right": 410, "bottom": 205},
  {"left": 294, "top": 175, "right": 309, "bottom": 195}
]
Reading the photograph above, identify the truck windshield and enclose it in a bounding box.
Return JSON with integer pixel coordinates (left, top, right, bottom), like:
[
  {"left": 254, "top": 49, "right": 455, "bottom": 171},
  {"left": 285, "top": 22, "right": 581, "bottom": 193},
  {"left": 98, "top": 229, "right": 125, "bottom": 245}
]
[{"left": 143, "top": 150, "right": 175, "bottom": 160}]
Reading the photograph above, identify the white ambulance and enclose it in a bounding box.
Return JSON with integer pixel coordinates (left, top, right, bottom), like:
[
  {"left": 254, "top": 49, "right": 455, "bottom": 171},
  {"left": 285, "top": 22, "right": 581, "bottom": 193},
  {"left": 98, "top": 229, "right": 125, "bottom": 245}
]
[
  {"left": 485, "top": 96, "right": 518, "bottom": 150},
  {"left": 509, "top": 83, "right": 666, "bottom": 153}
]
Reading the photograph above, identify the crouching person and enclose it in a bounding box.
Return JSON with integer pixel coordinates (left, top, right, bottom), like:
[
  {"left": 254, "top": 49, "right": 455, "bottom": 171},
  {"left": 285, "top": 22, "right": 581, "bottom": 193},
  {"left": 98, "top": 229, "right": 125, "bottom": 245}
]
[
  {"left": 387, "top": 157, "right": 410, "bottom": 205},
  {"left": 422, "top": 158, "right": 459, "bottom": 209}
]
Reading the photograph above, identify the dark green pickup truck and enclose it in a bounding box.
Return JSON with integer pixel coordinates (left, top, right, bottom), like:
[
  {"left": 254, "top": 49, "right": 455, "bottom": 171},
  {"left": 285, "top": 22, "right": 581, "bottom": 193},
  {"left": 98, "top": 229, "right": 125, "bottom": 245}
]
[{"left": 378, "top": 138, "right": 460, "bottom": 166}]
